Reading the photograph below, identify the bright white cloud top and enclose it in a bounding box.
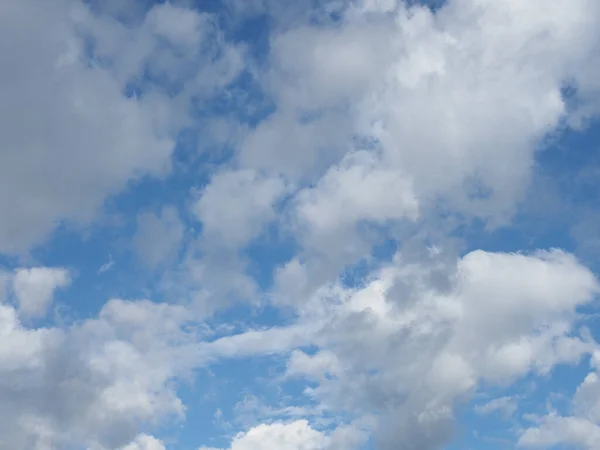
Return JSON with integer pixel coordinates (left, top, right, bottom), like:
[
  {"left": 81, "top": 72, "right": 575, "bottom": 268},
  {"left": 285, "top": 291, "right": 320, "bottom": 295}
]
[{"left": 1, "top": 0, "right": 600, "bottom": 449}]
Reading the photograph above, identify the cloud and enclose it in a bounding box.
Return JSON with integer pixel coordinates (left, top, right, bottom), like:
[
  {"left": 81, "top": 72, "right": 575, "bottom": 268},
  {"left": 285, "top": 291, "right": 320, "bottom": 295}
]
[
  {"left": 193, "top": 169, "right": 287, "bottom": 250},
  {"left": 98, "top": 257, "right": 115, "bottom": 274},
  {"left": 0, "top": 0, "right": 176, "bottom": 254},
  {"left": 519, "top": 357, "right": 600, "bottom": 449},
  {"left": 295, "top": 150, "right": 419, "bottom": 242},
  {"left": 0, "top": 0, "right": 244, "bottom": 255},
  {"left": 1, "top": 0, "right": 600, "bottom": 449},
  {"left": 119, "top": 434, "right": 166, "bottom": 450},
  {"left": 280, "top": 249, "right": 598, "bottom": 449},
  {"left": 0, "top": 298, "right": 198, "bottom": 449},
  {"left": 183, "top": 0, "right": 600, "bottom": 310},
  {"left": 474, "top": 396, "right": 519, "bottom": 418},
  {"left": 11, "top": 267, "right": 71, "bottom": 318},
  {"left": 6, "top": 247, "right": 592, "bottom": 449},
  {"left": 192, "top": 7, "right": 600, "bottom": 447},
  {"left": 200, "top": 420, "right": 367, "bottom": 450},
  {"left": 234, "top": 0, "right": 600, "bottom": 241},
  {"left": 519, "top": 415, "right": 600, "bottom": 449}
]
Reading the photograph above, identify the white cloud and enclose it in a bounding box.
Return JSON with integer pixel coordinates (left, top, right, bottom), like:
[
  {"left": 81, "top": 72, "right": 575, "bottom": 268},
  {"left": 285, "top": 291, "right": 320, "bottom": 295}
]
[
  {"left": 230, "top": 0, "right": 600, "bottom": 251},
  {"left": 98, "top": 257, "right": 115, "bottom": 274},
  {"left": 295, "top": 150, "right": 419, "bottom": 237},
  {"left": 193, "top": 169, "right": 287, "bottom": 250},
  {"left": 190, "top": 6, "right": 600, "bottom": 447},
  {"left": 474, "top": 396, "right": 519, "bottom": 418},
  {"left": 0, "top": 298, "right": 199, "bottom": 449},
  {"left": 173, "top": 247, "right": 600, "bottom": 449},
  {"left": 0, "top": 0, "right": 176, "bottom": 254},
  {"left": 286, "top": 349, "right": 341, "bottom": 382},
  {"left": 0, "top": 0, "right": 245, "bottom": 255},
  {"left": 238, "top": 111, "right": 352, "bottom": 183},
  {"left": 519, "top": 366, "right": 600, "bottom": 448},
  {"left": 12, "top": 267, "right": 71, "bottom": 318},
  {"left": 201, "top": 324, "right": 312, "bottom": 361},
  {"left": 119, "top": 434, "right": 166, "bottom": 450},
  {"left": 281, "top": 249, "right": 598, "bottom": 449},
  {"left": 573, "top": 371, "right": 600, "bottom": 422},
  {"left": 81, "top": 0, "right": 243, "bottom": 91},
  {"left": 146, "top": 3, "right": 209, "bottom": 50},
  {"left": 519, "top": 415, "right": 600, "bottom": 449},
  {"left": 2, "top": 0, "right": 600, "bottom": 449},
  {"left": 181, "top": 0, "right": 600, "bottom": 317},
  {"left": 200, "top": 420, "right": 367, "bottom": 450}
]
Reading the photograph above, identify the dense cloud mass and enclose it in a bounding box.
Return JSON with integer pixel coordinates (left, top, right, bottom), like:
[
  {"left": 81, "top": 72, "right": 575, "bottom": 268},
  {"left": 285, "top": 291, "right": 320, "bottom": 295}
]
[{"left": 1, "top": 0, "right": 600, "bottom": 449}]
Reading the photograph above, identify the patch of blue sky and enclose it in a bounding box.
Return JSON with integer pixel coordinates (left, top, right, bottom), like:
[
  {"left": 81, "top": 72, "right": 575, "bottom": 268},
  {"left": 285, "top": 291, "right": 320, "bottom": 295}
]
[
  {"left": 190, "top": 70, "right": 275, "bottom": 128},
  {"left": 177, "top": 354, "right": 302, "bottom": 446},
  {"left": 244, "top": 225, "right": 299, "bottom": 291}
]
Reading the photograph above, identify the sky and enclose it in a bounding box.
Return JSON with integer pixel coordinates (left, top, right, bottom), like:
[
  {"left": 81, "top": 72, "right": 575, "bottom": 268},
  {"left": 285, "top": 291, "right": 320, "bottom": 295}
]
[{"left": 1, "top": 0, "right": 600, "bottom": 449}]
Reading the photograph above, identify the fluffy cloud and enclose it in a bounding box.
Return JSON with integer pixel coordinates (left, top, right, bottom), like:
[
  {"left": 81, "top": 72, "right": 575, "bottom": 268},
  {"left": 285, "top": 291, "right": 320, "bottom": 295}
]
[
  {"left": 17, "top": 247, "right": 594, "bottom": 449},
  {"left": 193, "top": 169, "right": 287, "bottom": 250},
  {"left": 189, "top": 0, "right": 600, "bottom": 297},
  {"left": 0, "top": 0, "right": 175, "bottom": 253},
  {"left": 0, "top": 0, "right": 243, "bottom": 255},
  {"left": 519, "top": 355, "right": 600, "bottom": 449},
  {"left": 11, "top": 267, "right": 71, "bottom": 318},
  {"left": 295, "top": 150, "right": 419, "bottom": 250},
  {"left": 119, "top": 434, "right": 166, "bottom": 450},
  {"left": 200, "top": 420, "right": 367, "bottom": 450},
  {"left": 519, "top": 415, "right": 600, "bottom": 449},
  {"left": 2, "top": 0, "right": 600, "bottom": 449},
  {"left": 0, "top": 298, "right": 197, "bottom": 449},
  {"left": 232, "top": 0, "right": 600, "bottom": 237},
  {"left": 281, "top": 249, "right": 598, "bottom": 449}
]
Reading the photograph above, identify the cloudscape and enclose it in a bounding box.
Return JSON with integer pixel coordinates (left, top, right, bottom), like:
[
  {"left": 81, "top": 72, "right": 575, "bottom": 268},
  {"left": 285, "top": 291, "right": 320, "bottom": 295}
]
[{"left": 1, "top": 0, "right": 600, "bottom": 449}]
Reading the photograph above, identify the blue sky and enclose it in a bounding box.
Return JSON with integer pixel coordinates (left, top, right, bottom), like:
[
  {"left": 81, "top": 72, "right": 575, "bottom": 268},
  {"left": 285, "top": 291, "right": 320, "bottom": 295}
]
[{"left": 1, "top": 0, "right": 600, "bottom": 449}]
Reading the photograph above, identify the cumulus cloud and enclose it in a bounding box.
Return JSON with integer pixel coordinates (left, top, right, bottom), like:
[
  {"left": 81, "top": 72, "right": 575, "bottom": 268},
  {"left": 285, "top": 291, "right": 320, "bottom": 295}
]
[
  {"left": 235, "top": 0, "right": 600, "bottom": 233},
  {"left": 191, "top": 247, "right": 599, "bottom": 450},
  {"left": 2, "top": 0, "right": 600, "bottom": 449},
  {"left": 276, "top": 250, "right": 598, "bottom": 449},
  {"left": 119, "top": 434, "right": 166, "bottom": 450},
  {"left": 193, "top": 169, "right": 287, "bottom": 250},
  {"left": 519, "top": 415, "right": 600, "bottom": 449},
  {"left": 519, "top": 355, "right": 600, "bottom": 449},
  {"left": 0, "top": 0, "right": 243, "bottom": 255},
  {"left": 199, "top": 420, "right": 367, "bottom": 450},
  {"left": 179, "top": 0, "right": 600, "bottom": 298},
  {"left": 0, "top": 298, "right": 197, "bottom": 449},
  {"left": 0, "top": 0, "right": 174, "bottom": 253},
  {"left": 11, "top": 267, "right": 71, "bottom": 318}
]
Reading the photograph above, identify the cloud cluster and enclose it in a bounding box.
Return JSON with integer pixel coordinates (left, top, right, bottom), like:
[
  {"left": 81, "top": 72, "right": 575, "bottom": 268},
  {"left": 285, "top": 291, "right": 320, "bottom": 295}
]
[
  {"left": 282, "top": 249, "right": 598, "bottom": 448},
  {"left": 189, "top": 0, "right": 600, "bottom": 301},
  {"left": 200, "top": 420, "right": 366, "bottom": 450},
  {"left": 0, "top": 0, "right": 242, "bottom": 254},
  {"left": 11, "top": 267, "right": 71, "bottom": 318},
  {"left": 188, "top": 1, "right": 600, "bottom": 446},
  {"left": 0, "top": 296, "right": 197, "bottom": 449},
  {"left": 1, "top": 0, "right": 600, "bottom": 449}
]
